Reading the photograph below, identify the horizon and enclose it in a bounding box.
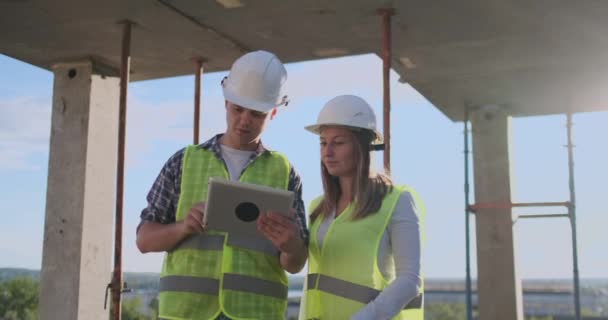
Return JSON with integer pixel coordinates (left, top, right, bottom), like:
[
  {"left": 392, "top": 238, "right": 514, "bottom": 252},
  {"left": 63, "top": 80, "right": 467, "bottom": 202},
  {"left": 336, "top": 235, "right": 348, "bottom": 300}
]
[{"left": 2, "top": 267, "right": 607, "bottom": 282}]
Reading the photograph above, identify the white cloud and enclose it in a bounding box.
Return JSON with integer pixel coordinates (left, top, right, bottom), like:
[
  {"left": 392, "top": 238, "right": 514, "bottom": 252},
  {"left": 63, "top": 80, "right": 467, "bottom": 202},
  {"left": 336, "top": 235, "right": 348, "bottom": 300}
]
[
  {"left": 125, "top": 88, "right": 227, "bottom": 168},
  {"left": 284, "top": 54, "right": 424, "bottom": 107},
  {"left": 0, "top": 54, "right": 430, "bottom": 174},
  {"left": 0, "top": 96, "right": 51, "bottom": 171},
  {"left": 0, "top": 91, "right": 227, "bottom": 172}
]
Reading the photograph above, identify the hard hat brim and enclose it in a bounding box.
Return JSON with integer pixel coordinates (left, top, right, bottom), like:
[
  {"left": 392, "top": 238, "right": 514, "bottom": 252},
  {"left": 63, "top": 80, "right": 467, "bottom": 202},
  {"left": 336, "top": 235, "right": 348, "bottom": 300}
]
[
  {"left": 223, "top": 86, "right": 278, "bottom": 113},
  {"left": 304, "top": 123, "right": 384, "bottom": 144}
]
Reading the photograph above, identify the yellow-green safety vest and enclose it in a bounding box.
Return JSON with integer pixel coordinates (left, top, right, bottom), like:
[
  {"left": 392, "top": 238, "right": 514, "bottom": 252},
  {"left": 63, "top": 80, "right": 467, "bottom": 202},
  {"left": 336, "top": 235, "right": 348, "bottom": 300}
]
[
  {"left": 159, "top": 145, "right": 291, "bottom": 320},
  {"left": 304, "top": 185, "right": 425, "bottom": 320}
]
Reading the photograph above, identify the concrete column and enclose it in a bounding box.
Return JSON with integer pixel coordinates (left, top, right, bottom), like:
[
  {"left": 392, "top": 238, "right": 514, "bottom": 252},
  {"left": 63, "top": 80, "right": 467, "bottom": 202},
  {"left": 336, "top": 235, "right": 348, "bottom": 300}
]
[
  {"left": 471, "top": 105, "right": 524, "bottom": 320},
  {"left": 39, "top": 61, "right": 119, "bottom": 320}
]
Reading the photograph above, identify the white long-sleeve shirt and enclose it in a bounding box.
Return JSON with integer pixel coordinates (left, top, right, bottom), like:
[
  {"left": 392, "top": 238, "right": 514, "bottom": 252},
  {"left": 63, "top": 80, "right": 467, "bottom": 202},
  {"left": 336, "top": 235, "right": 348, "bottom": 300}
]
[{"left": 310, "top": 192, "right": 422, "bottom": 320}]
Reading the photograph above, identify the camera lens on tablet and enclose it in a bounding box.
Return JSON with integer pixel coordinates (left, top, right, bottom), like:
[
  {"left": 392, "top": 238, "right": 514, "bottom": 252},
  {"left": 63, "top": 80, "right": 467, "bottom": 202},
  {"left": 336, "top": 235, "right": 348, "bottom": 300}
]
[{"left": 235, "top": 202, "right": 260, "bottom": 222}]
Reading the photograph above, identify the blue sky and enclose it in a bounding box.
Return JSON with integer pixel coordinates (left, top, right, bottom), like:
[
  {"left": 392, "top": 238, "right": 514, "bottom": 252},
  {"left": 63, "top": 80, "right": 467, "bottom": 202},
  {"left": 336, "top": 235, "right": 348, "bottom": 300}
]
[{"left": 1, "top": 53, "right": 606, "bottom": 279}]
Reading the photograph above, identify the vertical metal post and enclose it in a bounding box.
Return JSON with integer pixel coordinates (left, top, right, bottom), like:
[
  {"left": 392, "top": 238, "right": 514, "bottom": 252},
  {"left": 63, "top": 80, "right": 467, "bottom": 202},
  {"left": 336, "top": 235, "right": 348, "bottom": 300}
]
[
  {"left": 464, "top": 107, "right": 473, "bottom": 320},
  {"left": 111, "top": 20, "right": 132, "bottom": 320},
  {"left": 377, "top": 8, "right": 395, "bottom": 174},
  {"left": 566, "top": 113, "right": 582, "bottom": 320},
  {"left": 193, "top": 59, "right": 203, "bottom": 145}
]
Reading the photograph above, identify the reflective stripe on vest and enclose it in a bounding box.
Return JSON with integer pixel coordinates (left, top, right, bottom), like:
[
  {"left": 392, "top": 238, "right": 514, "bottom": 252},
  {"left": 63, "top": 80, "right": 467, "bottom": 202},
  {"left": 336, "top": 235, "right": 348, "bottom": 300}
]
[
  {"left": 226, "top": 234, "right": 279, "bottom": 257},
  {"left": 160, "top": 276, "right": 219, "bottom": 295},
  {"left": 173, "top": 234, "right": 224, "bottom": 251},
  {"left": 307, "top": 273, "right": 423, "bottom": 309},
  {"left": 160, "top": 273, "right": 287, "bottom": 299},
  {"left": 223, "top": 273, "right": 287, "bottom": 299},
  {"left": 174, "top": 233, "right": 279, "bottom": 257}
]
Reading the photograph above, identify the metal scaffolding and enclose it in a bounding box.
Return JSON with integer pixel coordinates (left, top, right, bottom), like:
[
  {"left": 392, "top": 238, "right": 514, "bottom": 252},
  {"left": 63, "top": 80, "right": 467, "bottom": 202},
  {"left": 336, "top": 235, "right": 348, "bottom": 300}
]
[
  {"left": 108, "top": 20, "right": 133, "bottom": 320},
  {"left": 193, "top": 59, "right": 204, "bottom": 145},
  {"left": 463, "top": 111, "right": 582, "bottom": 320},
  {"left": 377, "top": 8, "right": 395, "bottom": 174}
]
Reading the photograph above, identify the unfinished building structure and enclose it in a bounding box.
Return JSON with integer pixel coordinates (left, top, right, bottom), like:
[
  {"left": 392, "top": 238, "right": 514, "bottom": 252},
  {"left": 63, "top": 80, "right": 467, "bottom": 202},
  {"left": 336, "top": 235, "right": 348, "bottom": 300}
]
[{"left": 2, "top": 1, "right": 608, "bottom": 319}]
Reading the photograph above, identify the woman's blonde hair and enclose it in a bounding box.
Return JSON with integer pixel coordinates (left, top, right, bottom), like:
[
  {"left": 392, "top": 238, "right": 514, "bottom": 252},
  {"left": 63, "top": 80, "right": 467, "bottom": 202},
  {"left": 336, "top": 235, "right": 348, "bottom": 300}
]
[{"left": 310, "top": 127, "right": 393, "bottom": 223}]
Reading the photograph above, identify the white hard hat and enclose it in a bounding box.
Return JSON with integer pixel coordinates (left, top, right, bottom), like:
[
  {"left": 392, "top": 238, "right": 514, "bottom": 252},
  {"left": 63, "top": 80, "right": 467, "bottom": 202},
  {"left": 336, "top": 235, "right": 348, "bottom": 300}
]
[
  {"left": 222, "top": 50, "right": 289, "bottom": 113},
  {"left": 305, "top": 95, "right": 383, "bottom": 144}
]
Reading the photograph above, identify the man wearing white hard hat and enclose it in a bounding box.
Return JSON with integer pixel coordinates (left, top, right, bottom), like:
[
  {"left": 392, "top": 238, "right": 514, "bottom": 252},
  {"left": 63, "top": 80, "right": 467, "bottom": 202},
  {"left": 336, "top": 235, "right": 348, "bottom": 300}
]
[{"left": 136, "top": 51, "right": 308, "bottom": 320}]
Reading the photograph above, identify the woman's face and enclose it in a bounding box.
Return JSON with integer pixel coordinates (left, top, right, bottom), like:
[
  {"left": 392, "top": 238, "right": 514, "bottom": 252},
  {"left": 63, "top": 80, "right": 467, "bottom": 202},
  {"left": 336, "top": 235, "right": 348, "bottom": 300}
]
[{"left": 320, "top": 126, "right": 358, "bottom": 178}]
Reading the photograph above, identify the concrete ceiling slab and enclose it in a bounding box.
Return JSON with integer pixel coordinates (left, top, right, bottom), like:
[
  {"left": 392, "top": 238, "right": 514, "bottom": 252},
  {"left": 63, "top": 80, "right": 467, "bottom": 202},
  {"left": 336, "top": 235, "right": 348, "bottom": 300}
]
[
  {"left": 0, "top": 0, "right": 246, "bottom": 80},
  {"left": 2, "top": 0, "right": 607, "bottom": 121}
]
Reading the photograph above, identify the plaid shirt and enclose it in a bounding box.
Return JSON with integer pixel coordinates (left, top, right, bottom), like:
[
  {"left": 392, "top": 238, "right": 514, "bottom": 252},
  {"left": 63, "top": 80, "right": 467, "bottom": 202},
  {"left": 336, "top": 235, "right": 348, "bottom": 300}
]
[{"left": 139, "top": 134, "right": 309, "bottom": 245}]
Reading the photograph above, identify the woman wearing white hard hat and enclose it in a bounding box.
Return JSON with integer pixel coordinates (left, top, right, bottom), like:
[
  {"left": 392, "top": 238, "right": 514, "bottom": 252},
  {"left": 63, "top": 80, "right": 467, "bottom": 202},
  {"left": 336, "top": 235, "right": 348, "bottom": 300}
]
[{"left": 301, "top": 95, "right": 425, "bottom": 320}]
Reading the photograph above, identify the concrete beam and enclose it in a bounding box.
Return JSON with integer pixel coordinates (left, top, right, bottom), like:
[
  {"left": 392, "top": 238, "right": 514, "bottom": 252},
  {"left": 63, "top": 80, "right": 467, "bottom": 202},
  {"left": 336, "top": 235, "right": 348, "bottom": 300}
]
[
  {"left": 471, "top": 105, "right": 524, "bottom": 320},
  {"left": 39, "top": 61, "right": 119, "bottom": 320}
]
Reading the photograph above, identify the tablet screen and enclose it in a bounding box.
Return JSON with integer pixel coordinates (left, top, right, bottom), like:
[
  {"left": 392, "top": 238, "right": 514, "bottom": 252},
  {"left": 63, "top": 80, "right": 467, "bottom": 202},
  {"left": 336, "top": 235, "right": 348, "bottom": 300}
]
[{"left": 204, "top": 177, "right": 295, "bottom": 238}]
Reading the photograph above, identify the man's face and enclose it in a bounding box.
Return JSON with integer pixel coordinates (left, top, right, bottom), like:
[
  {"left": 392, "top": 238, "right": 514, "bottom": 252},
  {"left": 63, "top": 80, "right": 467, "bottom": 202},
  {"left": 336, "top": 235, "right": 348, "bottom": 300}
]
[{"left": 225, "top": 101, "right": 271, "bottom": 146}]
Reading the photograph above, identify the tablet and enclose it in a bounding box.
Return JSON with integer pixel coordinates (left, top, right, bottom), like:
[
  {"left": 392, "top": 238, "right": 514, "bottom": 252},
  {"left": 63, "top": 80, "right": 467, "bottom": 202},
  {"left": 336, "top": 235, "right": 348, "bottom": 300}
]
[{"left": 204, "top": 177, "right": 295, "bottom": 238}]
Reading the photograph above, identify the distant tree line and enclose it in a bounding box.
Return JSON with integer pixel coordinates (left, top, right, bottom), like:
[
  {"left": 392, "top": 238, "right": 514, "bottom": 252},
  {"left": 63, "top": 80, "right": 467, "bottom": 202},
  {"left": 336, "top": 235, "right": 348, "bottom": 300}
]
[
  {"left": 0, "top": 276, "right": 158, "bottom": 320},
  {"left": 0, "top": 277, "right": 38, "bottom": 320},
  {"left": 1, "top": 268, "right": 606, "bottom": 319}
]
